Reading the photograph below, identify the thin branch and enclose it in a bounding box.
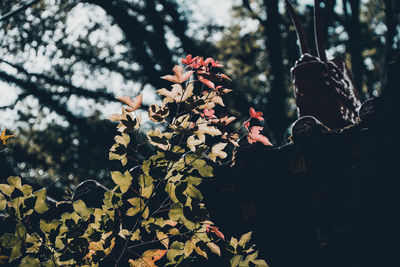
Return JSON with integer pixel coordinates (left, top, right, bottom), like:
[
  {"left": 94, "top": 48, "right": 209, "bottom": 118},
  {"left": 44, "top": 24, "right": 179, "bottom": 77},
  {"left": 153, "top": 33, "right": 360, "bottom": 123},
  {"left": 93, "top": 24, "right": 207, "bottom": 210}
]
[
  {"left": 0, "top": 0, "right": 40, "bottom": 22},
  {"left": 0, "top": 59, "right": 118, "bottom": 103}
]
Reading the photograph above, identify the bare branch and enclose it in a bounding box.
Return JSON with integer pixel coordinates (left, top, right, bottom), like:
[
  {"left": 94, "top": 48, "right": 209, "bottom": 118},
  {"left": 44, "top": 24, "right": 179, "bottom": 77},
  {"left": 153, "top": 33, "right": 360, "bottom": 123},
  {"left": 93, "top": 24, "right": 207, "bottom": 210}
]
[{"left": 0, "top": 0, "right": 40, "bottom": 22}]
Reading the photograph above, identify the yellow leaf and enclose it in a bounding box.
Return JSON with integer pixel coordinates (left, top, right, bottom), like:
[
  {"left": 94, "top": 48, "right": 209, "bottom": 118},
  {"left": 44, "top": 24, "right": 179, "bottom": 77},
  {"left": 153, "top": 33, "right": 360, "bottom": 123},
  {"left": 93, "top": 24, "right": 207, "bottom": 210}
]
[
  {"left": 208, "top": 143, "right": 227, "bottom": 162},
  {"left": 147, "top": 129, "right": 173, "bottom": 151},
  {"left": 130, "top": 229, "right": 141, "bottom": 241},
  {"left": 195, "top": 118, "right": 222, "bottom": 139},
  {"left": 187, "top": 134, "right": 205, "bottom": 152},
  {"left": 157, "top": 83, "right": 193, "bottom": 104},
  {"left": 194, "top": 245, "right": 208, "bottom": 259},
  {"left": 207, "top": 242, "right": 221, "bottom": 256},
  {"left": 184, "top": 240, "right": 194, "bottom": 257},
  {"left": 156, "top": 231, "right": 169, "bottom": 248},
  {"left": 88, "top": 241, "right": 104, "bottom": 251},
  {"left": 111, "top": 170, "right": 132, "bottom": 193},
  {"left": 129, "top": 249, "right": 167, "bottom": 267},
  {"left": 0, "top": 129, "right": 14, "bottom": 145}
]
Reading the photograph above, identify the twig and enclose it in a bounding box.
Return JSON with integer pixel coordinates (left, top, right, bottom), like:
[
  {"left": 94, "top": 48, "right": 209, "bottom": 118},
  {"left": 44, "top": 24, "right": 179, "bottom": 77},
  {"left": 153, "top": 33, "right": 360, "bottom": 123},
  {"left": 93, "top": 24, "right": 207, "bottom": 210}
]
[{"left": 0, "top": 0, "right": 40, "bottom": 22}]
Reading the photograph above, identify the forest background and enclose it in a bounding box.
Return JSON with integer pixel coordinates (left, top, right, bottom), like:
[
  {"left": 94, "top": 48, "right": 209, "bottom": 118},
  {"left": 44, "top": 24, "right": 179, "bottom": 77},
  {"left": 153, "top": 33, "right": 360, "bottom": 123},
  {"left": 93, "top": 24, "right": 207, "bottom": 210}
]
[{"left": 0, "top": 0, "right": 399, "bottom": 200}]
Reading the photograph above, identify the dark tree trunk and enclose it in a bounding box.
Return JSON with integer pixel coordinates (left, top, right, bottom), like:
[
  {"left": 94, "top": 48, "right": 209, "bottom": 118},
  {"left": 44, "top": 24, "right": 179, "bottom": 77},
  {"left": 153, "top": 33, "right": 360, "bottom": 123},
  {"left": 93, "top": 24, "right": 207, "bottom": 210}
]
[
  {"left": 343, "top": 0, "right": 364, "bottom": 98},
  {"left": 263, "top": 0, "right": 288, "bottom": 143},
  {"left": 382, "top": 0, "right": 399, "bottom": 90}
]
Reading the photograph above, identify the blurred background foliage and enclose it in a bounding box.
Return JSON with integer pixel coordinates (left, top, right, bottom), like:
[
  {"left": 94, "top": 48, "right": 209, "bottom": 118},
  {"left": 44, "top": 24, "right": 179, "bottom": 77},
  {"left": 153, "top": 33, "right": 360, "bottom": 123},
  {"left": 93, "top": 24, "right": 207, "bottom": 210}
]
[{"left": 0, "top": 0, "right": 398, "bottom": 199}]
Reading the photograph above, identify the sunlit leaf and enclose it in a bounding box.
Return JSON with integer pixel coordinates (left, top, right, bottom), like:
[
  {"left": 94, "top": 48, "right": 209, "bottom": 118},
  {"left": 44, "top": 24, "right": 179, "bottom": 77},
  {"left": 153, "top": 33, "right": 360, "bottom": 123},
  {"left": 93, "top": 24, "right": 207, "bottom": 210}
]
[
  {"left": 19, "top": 255, "right": 41, "bottom": 267},
  {"left": 130, "top": 229, "right": 141, "bottom": 241},
  {"left": 238, "top": 231, "right": 253, "bottom": 247},
  {"left": 156, "top": 231, "right": 169, "bottom": 248},
  {"left": 168, "top": 203, "right": 183, "bottom": 221},
  {"left": 33, "top": 188, "right": 49, "bottom": 214},
  {"left": 147, "top": 129, "right": 173, "bottom": 151},
  {"left": 161, "top": 65, "right": 193, "bottom": 84},
  {"left": 187, "top": 134, "right": 205, "bottom": 152},
  {"left": 184, "top": 240, "right": 194, "bottom": 257},
  {"left": 7, "top": 176, "right": 21, "bottom": 188},
  {"left": 0, "top": 193, "right": 6, "bottom": 211},
  {"left": 117, "top": 94, "right": 143, "bottom": 112},
  {"left": 207, "top": 242, "right": 221, "bottom": 256},
  {"left": 109, "top": 133, "right": 130, "bottom": 166},
  {"left": 0, "top": 128, "right": 14, "bottom": 145},
  {"left": 230, "top": 255, "right": 243, "bottom": 267},
  {"left": 73, "top": 199, "right": 92, "bottom": 221},
  {"left": 167, "top": 241, "right": 185, "bottom": 262},
  {"left": 111, "top": 170, "right": 132, "bottom": 193},
  {"left": 126, "top": 197, "right": 145, "bottom": 217},
  {"left": 148, "top": 104, "right": 170, "bottom": 122},
  {"left": 0, "top": 184, "right": 13, "bottom": 196},
  {"left": 208, "top": 143, "right": 227, "bottom": 162},
  {"left": 129, "top": 249, "right": 167, "bottom": 267}
]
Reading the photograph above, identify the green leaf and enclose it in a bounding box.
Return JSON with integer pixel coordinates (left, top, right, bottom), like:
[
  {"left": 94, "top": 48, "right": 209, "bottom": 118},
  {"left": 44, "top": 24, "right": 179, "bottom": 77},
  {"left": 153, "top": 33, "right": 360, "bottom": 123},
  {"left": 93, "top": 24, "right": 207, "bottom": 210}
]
[
  {"left": 40, "top": 219, "right": 61, "bottom": 233},
  {"left": 19, "top": 256, "right": 41, "bottom": 267},
  {"left": 111, "top": 170, "right": 132, "bottom": 193},
  {"left": 251, "top": 259, "right": 269, "bottom": 266},
  {"left": 246, "top": 251, "right": 258, "bottom": 262},
  {"left": 187, "top": 156, "right": 213, "bottom": 177},
  {"left": 0, "top": 233, "right": 19, "bottom": 248},
  {"left": 169, "top": 203, "right": 183, "bottom": 221},
  {"left": 167, "top": 241, "right": 185, "bottom": 262},
  {"left": 142, "top": 206, "right": 149, "bottom": 219},
  {"left": 183, "top": 240, "right": 194, "bottom": 257},
  {"left": 230, "top": 255, "right": 243, "bottom": 267},
  {"left": 184, "top": 184, "right": 202, "bottom": 200},
  {"left": 138, "top": 174, "right": 154, "bottom": 199},
  {"left": 238, "top": 231, "right": 252, "bottom": 247},
  {"left": 73, "top": 199, "right": 92, "bottom": 221},
  {"left": 165, "top": 183, "right": 179, "bottom": 203},
  {"left": 126, "top": 197, "right": 145, "bottom": 216},
  {"left": 33, "top": 188, "right": 49, "bottom": 214},
  {"left": 9, "top": 241, "right": 22, "bottom": 262},
  {"left": 0, "top": 193, "right": 6, "bottom": 211},
  {"left": 197, "top": 165, "right": 213, "bottom": 178},
  {"left": 15, "top": 223, "right": 26, "bottom": 240}
]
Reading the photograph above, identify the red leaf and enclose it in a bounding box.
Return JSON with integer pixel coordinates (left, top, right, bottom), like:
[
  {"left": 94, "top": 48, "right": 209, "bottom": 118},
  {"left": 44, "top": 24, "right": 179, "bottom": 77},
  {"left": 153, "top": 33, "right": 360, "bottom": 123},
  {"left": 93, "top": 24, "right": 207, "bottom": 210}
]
[
  {"left": 117, "top": 94, "right": 143, "bottom": 111},
  {"left": 249, "top": 107, "right": 264, "bottom": 121},
  {"left": 198, "top": 76, "right": 215, "bottom": 89},
  {"left": 247, "top": 126, "right": 273, "bottom": 146}
]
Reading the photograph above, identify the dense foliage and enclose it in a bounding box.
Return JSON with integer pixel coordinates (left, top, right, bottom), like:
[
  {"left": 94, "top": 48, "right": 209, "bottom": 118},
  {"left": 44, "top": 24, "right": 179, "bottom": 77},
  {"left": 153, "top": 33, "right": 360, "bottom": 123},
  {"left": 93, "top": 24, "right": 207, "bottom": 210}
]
[
  {"left": 1, "top": 1, "right": 398, "bottom": 191},
  {"left": 0, "top": 56, "right": 271, "bottom": 266}
]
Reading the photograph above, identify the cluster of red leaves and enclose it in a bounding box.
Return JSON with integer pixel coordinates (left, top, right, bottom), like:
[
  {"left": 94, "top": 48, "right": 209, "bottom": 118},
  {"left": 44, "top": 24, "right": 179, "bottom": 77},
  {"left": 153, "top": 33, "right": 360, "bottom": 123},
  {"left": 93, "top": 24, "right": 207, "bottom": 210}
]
[{"left": 244, "top": 108, "right": 273, "bottom": 146}]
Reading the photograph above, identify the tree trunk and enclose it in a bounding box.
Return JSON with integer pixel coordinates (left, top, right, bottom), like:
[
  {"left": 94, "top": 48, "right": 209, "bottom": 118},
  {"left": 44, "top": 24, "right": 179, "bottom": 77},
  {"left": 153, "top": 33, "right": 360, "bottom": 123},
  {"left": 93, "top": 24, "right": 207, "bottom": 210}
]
[{"left": 263, "top": 0, "right": 288, "bottom": 143}]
